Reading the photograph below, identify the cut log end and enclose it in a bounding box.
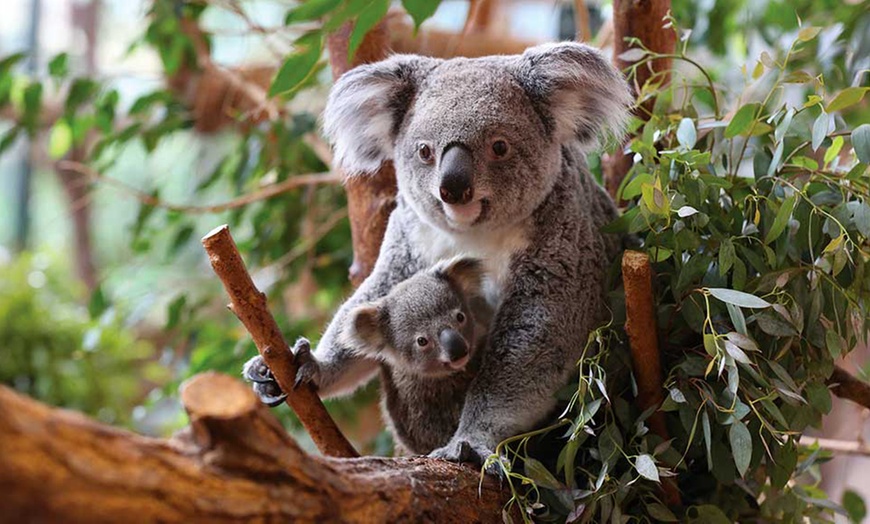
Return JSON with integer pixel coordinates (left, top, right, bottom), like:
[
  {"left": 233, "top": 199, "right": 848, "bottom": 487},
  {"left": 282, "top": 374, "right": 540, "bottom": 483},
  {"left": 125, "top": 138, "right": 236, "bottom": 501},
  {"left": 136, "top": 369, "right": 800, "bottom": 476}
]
[
  {"left": 181, "top": 371, "right": 257, "bottom": 419},
  {"left": 202, "top": 223, "right": 230, "bottom": 244}
]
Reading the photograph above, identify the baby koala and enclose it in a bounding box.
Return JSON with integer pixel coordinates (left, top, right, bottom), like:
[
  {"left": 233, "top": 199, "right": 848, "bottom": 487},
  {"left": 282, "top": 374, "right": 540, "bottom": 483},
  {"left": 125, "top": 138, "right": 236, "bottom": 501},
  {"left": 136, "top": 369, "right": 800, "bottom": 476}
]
[{"left": 343, "top": 257, "right": 492, "bottom": 455}]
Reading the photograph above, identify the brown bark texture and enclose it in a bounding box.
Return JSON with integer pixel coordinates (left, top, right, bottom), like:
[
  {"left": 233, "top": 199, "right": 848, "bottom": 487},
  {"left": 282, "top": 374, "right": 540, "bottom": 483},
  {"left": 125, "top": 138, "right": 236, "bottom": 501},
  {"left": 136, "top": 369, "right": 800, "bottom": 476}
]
[
  {"left": 326, "top": 22, "right": 398, "bottom": 287},
  {"left": 605, "top": 0, "right": 676, "bottom": 198},
  {"left": 621, "top": 250, "right": 680, "bottom": 506},
  {"left": 202, "top": 224, "right": 358, "bottom": 458},
  {"left": 0, "top": 374, "right": 509, "bottom": 523}
]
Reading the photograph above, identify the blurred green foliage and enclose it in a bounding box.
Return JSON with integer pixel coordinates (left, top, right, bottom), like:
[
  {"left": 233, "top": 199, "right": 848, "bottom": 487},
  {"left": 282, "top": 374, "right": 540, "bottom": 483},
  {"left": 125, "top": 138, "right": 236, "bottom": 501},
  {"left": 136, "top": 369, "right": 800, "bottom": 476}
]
[{"left": 0, "top": 252, "right": 162, "bottom": 425}]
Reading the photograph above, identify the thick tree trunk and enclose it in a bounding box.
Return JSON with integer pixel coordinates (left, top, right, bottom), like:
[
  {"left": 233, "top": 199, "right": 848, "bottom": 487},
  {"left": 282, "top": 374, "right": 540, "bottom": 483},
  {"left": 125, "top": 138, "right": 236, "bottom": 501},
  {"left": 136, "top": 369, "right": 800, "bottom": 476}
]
[
  {"left": 0, "top": 374, "right": 509, "bottom": 523},
  {"left": 604, "top": 0, "right": 675, "bottom": 198},
  {"left": 326, "top": 22, "right": 397, "bottom": 287}
]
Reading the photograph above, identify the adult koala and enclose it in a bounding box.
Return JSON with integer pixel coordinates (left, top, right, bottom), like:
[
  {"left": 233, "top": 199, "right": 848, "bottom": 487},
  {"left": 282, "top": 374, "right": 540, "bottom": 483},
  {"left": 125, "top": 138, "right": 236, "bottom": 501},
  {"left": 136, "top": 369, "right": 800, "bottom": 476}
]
[{"left": 244, "top": 42, "right": 632, "bottom": 466}]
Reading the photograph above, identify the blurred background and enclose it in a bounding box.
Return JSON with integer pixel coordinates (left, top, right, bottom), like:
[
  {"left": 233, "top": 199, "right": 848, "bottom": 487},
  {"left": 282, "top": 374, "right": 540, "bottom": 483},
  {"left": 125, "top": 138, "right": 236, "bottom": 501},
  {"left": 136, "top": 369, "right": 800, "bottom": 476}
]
[{"left": 1, "top": 0, "right": 868, "bottom": 512}]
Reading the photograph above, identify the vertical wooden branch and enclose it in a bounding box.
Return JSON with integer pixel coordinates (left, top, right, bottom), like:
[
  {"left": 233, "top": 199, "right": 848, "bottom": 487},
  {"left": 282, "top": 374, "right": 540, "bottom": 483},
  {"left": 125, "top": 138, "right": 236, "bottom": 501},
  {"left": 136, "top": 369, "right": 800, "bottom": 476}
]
[
  {"left": 326, "top": 22, "right": 396, "bottom": 287},
  {"left": 202, "top": 225, "right": 358, "bottom": 458},
  {"left": 622, "top": 250, "right": 680, "bottom": 506},
  {"left": 605, "top": 0, "right": 676, "bottom": 198}
]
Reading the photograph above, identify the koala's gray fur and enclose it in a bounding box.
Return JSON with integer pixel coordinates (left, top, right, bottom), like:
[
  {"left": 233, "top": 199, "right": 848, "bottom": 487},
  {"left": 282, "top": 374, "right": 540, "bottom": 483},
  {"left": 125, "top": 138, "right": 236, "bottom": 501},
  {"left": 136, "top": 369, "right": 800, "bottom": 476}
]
[
  {"left": 344, "top": 257, "right": 491, "bottom": 454},
  {"left": 244, "top": 42, "right": 631, "bottom": 466}
]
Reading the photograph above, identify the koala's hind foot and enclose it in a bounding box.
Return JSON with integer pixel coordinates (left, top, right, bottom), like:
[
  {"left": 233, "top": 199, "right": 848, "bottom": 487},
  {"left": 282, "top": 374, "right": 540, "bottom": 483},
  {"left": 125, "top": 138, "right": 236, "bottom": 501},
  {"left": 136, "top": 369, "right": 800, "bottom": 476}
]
[
  {"left": 429, "top": 438, "right": 505, "bottom": 479},
  {"left": 241, "top": 338, "right": 320, "bottom": 406}
]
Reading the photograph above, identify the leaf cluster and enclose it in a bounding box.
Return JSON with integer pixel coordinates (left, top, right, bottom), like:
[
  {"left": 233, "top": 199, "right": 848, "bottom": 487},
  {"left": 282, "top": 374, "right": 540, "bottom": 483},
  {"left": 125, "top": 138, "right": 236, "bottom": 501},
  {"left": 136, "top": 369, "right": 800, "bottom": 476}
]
[{"left": 493, "top": 20, "right": 870, "bottom": 524}]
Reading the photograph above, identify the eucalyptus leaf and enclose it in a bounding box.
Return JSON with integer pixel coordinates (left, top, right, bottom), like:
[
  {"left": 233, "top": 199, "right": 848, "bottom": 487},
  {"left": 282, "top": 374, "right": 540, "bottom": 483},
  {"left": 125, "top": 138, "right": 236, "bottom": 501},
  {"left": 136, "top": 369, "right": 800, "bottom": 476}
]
[
  {"left": 269, "top": 32, "right": 323, "bottom": 97},
  {"left": 677, "top": 118, "right": 697, "bottom": 149},
  {"left": 284, "top": 0, "right": 341, "bottom": 24},
  {"left": 853, "top": 124, "right": 870, "bottom": 164},
  {"left": 702, "top": 410, "right": 713, "bottom": 471},
  {"left": 826, "top": 87, "right": 869, "bottom": 113},
  {"left": 348, "top": 0, "right": 391, "bottom": 60},
  {"left": 765, "top": 195, "right": 797, "bottom": 244},
  {"left": 524, "top": 457, "right": 563, "bottom": 490},
  {"left": 401, "top": 0, "right": 440, "bottom": 29},
  {"left": 708, "top": 288, "right": 771, "bottom": 309},
  {"left": 727, "top": 303, "right": 748, "bottom": 335},
  {"left": 812, "top": 112, "right": 830, "bottom": 152},
  {"left": 719, "top": 238, "right": 735, "bottom": 276},
  {"left": 634, "top": 454, "right": 660, "bottom": 482},
  {"left": 725, "top": 103, "right": 759, "bottom": 138},
  {"left": 729, "top": 420, "right": 752, "bottom": 477}
]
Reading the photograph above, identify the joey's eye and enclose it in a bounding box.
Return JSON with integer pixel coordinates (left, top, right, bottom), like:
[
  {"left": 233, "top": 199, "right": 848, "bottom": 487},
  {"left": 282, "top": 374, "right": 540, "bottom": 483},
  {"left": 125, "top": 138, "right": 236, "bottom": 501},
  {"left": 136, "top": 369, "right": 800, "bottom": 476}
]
[
  {"left": 417, "top": 143, "right": 434, "bottom": 164},
  {"left": 491, "top": 140, "right": 509, "bottom": 158},
  {"left": 416, "top": 336, "right": 429, "bottom": 347},
  {"left": 456, "top": 311, "right": 466, "bottom": 323}
]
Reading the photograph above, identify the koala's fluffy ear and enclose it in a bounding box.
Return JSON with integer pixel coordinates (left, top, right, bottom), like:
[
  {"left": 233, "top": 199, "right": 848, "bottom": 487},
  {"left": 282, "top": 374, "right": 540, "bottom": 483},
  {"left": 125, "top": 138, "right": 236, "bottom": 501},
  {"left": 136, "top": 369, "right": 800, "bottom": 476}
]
[
  {"left": 323, "top": 54, "right": 441, "bottom": 175},
  {"left": 515, "top": 42, "right": 633, "bottom": 149},
  {"left": 433, "top": 257, "right": 485, "bottom": 298},
  {"left": 344, "top": 303, "right": 386, "bottom": 355}
]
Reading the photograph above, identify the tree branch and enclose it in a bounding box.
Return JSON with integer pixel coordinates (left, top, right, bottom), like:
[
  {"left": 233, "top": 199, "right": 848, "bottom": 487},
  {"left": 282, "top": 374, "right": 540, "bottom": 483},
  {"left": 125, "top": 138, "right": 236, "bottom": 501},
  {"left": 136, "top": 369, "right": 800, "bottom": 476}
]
[
  {"left": 604, "top": 0, "right": 675, "bottom": 199},
  {"left": 827, "top": 366, "right": 870, "bottom": 411},
  {"left": 201, "top": 225, "right": 357, "bottom": 458},
  {"left": 800, "top": 436, "right": 870, "bottom": 456},
  {"left": 59, "top": 161, "right": 341, "bottom": 214},
  {"left": 0, "top": 375, "right": 509, "bottom": 522},
  {"left": 326, "top": 21, "right": 397, "bottom": 287},
  {"left": 621, "top": 250, "right": 681, "bottom": 506}
]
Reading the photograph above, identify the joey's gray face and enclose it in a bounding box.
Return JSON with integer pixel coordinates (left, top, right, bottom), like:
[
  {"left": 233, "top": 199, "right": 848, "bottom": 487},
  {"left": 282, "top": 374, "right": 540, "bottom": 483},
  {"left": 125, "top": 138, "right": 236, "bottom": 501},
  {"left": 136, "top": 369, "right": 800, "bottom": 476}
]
[
  {"left": 323, "top": 43, "right": 633, "bottom": 234},
  {"left": 381, "top": 275, "right": 477, "bottom": 377}
]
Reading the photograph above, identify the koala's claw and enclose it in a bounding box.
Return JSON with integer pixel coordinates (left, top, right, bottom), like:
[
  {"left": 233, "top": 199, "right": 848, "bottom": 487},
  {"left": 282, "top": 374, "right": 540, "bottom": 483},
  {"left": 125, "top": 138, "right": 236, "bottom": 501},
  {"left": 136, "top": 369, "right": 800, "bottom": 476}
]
[
  {"left": 257, "top": 386, "right": 288, "bottom": 407},
  {"left": 242, "top": 354, "right": 287, "bottom": 407},
  {"left": 429, "top": 437, "right": 504, "bottom": 478},
  {"left": 291, "top": 337, "right": 321, "bottom": 390}
]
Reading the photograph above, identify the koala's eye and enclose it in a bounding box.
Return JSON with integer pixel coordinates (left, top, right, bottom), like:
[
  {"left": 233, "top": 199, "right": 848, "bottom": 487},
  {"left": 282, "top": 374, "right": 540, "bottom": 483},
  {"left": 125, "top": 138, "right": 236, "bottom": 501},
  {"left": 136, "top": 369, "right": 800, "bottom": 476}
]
[
  {"left": 417, "top": 143, "right": 434, "bottom": 164},
  {"left": 456, "top": 311, "right": 466, "bottom": 324},
  {"left": 491, "top": 139, "right": 509, "bottom": 158},
  {"left": 416, "top": 336, "right": 429, "bottom": 347}
]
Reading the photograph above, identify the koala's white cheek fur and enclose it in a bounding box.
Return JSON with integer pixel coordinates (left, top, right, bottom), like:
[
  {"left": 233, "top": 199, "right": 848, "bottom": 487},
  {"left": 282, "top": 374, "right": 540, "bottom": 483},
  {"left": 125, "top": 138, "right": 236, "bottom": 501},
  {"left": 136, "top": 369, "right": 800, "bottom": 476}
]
[{"left": 413, "top": 221, "right": 529, "bottom": 305}]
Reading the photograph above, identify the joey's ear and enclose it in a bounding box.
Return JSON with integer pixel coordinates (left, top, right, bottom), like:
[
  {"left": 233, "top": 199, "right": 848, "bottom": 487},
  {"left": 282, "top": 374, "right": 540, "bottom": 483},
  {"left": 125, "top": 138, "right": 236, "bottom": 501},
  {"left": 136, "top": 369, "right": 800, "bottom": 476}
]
[
  {"left": 515, "top": 42, "right": 633, "bottom": 149},
  {"left": 323, "top": 54, "right": 441, "bottom": 175},
  {"left": 433, "top": 257, "right": 485, "bottom": 297},
  {"left": 344, "top": 304, "right": 385, "bottom": 354}
]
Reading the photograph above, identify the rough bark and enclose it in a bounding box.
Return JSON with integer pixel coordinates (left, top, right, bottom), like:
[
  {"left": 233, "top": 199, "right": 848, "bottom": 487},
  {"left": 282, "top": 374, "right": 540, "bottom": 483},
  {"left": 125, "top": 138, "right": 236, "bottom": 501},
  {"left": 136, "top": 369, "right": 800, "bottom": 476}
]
[
  {"left": 202, "top": 225, "right": 357, "bottom": 458},
  {"left": 621, "top": 250, "right": 680, "bottom": 506},
  {"left": 326, "top": 22, "right": 398, "bottom": 287},
  {"left": 604, "top": 0, "right": 675, "bottom": 198},
  {"left": 0, "top": 374, "right": 509, "bottom": 523}
]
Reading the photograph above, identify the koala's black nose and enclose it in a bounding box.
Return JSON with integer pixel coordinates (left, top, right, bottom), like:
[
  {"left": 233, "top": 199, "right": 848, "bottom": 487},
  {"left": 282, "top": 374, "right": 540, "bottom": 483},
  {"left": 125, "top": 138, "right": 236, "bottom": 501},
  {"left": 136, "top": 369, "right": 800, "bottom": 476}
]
[
  {"left": 439, "top": 144, "right": 474, "bottom": 205},
  {"left": 439, "top": 328, "right": 469, "bottom": 363}
]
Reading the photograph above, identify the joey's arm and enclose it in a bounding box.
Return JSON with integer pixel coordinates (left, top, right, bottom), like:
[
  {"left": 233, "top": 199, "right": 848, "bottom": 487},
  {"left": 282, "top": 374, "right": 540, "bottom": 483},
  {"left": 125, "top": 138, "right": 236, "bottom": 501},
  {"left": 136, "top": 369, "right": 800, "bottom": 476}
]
[{"left": 246, "top": 203, "right": 424, "bottom": 399}]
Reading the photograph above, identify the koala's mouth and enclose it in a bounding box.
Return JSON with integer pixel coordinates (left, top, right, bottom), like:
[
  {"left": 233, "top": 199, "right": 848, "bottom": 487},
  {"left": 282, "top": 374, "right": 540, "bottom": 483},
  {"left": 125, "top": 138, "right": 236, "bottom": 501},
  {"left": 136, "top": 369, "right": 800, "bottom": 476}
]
[
  {"left": 446, "top": 354, "right": 470, "bottom": 370},
  {"left": 441, "top": 198, "right": 489, "bottom": 227}
]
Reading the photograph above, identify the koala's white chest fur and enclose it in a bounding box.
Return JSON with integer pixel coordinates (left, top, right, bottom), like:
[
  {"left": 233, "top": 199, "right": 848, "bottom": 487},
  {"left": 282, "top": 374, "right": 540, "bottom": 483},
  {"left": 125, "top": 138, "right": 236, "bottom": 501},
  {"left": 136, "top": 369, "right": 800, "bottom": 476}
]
[{"left": 413, "top": 221, "right": 529, "bottom": 304}]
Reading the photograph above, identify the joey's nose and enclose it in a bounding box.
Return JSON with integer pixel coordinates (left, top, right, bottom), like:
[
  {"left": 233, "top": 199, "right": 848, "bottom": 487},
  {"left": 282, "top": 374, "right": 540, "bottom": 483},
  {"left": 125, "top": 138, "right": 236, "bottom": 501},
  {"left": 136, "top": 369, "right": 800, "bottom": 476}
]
[
  {"left": 439, "top": 144, "right": 474, "bottom": 205},
  {"left": 439, "top": 329, "right": 469, "bottom": 364}
]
